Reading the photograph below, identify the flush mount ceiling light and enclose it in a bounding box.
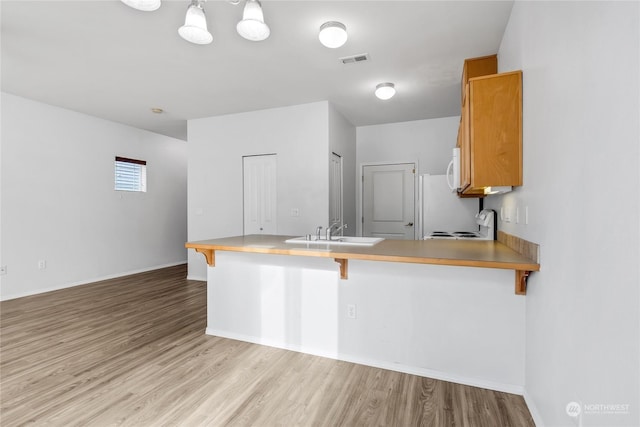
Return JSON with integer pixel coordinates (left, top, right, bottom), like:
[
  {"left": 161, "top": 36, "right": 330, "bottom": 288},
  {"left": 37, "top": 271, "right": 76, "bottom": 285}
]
[
  {"left": 375, "top": 82, "right": 396, "bottom": 100},
  {"left": 120, "top": 0, "right": 161, "bottom": 12},
  {"left": 178, "top": 0, "right": 213, "bottom": 45},
  {"left": 237, "top": 0, "right": 270, "bottom": 41},
  {"left": 319, "top": 21, "right": 348, "bottom": 48}
]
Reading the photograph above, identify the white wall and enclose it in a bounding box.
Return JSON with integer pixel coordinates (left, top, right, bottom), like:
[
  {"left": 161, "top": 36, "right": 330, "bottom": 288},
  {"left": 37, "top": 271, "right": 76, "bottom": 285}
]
[
  {"left": 356, "top": 117, "right": 459, "bottom": 175},
  {"left": 0, "top": 93, "right": 188, "bottom": 300},
  {"left": 355, "top": 117, "right": 460, "bottom": 236},
  {"left": 329, "top": 105, "right": 356, "bottom": 235},
  {"left": 187, "top": 102, "right": 332, "bottom": 280},
  {"left": 486, "top": 2, "right": 639, "bottom": 426}
]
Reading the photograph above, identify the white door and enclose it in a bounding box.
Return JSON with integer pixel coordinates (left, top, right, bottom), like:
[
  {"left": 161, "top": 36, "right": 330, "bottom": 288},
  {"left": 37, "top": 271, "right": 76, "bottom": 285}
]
[
  {"left": 243, "top": 154, "right": 277, "bottom": 235},
  {"left": 362, "top": 163, "right": 415, "bottom": 239},
  {"left": 329, "top": 153, "right": 343, "bottom": 228}
]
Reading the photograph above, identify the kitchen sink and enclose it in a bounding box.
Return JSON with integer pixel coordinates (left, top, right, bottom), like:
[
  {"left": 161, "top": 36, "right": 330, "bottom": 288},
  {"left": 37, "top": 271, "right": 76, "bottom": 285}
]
[{"left": 284, "top": 236, "right": 384, "bottom": 247}]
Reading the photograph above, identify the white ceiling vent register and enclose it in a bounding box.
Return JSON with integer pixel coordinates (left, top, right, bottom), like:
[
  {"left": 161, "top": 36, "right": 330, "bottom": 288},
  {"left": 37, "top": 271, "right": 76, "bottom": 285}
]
[{"left": 340, "top": 53, "right": 370, "bottom": 65}]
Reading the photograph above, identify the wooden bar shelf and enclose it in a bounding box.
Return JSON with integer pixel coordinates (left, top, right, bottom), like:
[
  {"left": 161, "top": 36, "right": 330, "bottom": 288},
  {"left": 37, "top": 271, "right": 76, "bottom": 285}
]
[{"left": 187, "top": 234, "right": 540, "bottom": 295}]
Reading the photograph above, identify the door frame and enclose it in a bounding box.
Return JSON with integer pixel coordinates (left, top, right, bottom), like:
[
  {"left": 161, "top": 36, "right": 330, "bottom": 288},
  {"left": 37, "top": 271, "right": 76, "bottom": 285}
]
[{"left": 357, "top": 160, "right": 419, "bottom": 239}]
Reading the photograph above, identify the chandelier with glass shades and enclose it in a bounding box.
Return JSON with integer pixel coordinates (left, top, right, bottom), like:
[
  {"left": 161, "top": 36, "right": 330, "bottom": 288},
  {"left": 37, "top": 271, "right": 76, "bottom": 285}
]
[{"left": 121, "top": 0, "right": 270, "bottom": 44}]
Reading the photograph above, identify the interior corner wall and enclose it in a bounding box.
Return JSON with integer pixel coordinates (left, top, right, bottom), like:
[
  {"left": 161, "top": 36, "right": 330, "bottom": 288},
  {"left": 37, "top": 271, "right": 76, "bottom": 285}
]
[
  {"left": 186, "top": 101, "right": 331, "bottom": 280},
  {"left": 0, "top": 93, "right": 188, "bottom": 300},
  {"left": 355, "top": 117, "right": 459, "bottom": 236},
  {"left": 328, "top": 104, "right": 356, "bottom": 236},
  {"left": 485, "top": 2, "right": 640, "bottom": 426}
]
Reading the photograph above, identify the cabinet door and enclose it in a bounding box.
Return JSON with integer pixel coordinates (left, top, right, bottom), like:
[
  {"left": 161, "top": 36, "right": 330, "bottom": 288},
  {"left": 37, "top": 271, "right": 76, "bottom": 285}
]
[
  {"left": 468, "top": 71, "right": 522, "bottom": 189},
  {"left": 460, "top": 83, "right": 485, "bottom": 197},
  {"left": 459, "top": 84, "right": 471, "bottom": 192},
  {"left": 461, "top": 54, "right": 497, "bottom": 103}
]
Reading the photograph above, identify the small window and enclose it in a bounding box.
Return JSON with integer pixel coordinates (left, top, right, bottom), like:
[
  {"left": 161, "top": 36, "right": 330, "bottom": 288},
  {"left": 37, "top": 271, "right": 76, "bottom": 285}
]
[{"left": 115, "top": 156, "right": 147, "bottom": 192}]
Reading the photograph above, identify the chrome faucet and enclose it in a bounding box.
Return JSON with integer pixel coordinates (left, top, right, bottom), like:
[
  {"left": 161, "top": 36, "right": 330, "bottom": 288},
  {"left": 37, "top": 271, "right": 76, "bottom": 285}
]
[
  {"left": 326, "top": 224, "right": 338, "bottom": 240},
  {"left": 315, "top": 226, "right": 323, "bottom": 241},
  {"left": 326, "top": 223, "right": 348, "bottom": 240}
]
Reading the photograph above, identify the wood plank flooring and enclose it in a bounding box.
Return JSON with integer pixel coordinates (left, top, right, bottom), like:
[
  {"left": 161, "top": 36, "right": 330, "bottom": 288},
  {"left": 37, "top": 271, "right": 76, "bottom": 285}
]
[{"left": 0, "top": 265, "right": 535, "bottom": 426}]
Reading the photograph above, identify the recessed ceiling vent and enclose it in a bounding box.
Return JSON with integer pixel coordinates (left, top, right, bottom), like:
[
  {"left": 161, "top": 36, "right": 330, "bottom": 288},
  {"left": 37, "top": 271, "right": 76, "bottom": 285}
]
[{"left": 340, "top": 53, "right": 370, "bottom": 64}]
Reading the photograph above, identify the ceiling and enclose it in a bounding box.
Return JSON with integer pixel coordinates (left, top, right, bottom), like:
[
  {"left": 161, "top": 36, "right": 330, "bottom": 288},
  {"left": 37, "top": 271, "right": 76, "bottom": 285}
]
[{"left": 1, "top": 1, "right": 514, "bottom": 141}]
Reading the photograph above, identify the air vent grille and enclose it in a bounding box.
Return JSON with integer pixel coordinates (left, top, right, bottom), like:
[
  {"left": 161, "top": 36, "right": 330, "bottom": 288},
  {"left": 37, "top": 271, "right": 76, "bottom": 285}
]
[{"left": 340, "top": 53, "right": 370, "bottom": 64}]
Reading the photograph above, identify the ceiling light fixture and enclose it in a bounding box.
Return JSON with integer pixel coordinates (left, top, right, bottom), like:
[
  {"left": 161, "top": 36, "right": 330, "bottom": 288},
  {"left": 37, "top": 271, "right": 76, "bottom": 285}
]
[
  {"left": 122, "top": 0, "right": 270, "bottom": 45},
  {"left": 237, "top": 0, "right": 270, "bottom": 41},
  {"left": 178, "top": 0, "right": 213, "bottom": 45},
  {"left": 375, "top": 83, "right": 396, "bottom": 100},
  {"left": 120, "top": 0, "right": 161, "bottom": 12},
  {"left": 319, "top": 21, "right": 348, "bottom": 49}
]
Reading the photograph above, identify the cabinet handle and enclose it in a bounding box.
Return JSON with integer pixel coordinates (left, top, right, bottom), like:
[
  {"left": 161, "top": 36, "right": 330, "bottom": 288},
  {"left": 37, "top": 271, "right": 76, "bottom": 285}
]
[{"left": 405, "top": 222, "right": 414, "bottom": 227}]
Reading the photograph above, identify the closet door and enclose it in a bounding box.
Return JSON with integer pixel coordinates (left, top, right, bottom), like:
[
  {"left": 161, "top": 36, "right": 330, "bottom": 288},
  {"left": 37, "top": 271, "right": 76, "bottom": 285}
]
[
  {"left": 329, "top": 152, "right": 343, "bottom": 228},
  {"left": 243, "top": 154, "right": 277, "bottom": 235}
]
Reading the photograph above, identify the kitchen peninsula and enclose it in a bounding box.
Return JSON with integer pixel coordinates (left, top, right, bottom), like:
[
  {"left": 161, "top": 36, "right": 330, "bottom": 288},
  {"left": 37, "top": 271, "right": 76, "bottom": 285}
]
[{"left": 186, "top": 234, "right": 539, "bottom": 393}]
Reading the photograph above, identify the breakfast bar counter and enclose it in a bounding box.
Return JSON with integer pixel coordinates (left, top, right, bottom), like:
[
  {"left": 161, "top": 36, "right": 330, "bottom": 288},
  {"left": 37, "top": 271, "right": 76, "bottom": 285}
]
[
  {"left": 186, "top": 234, "right": 540, "bottom": 295},
  {"left": 186, "top": 234, "right": 538, "bottom": 391}
]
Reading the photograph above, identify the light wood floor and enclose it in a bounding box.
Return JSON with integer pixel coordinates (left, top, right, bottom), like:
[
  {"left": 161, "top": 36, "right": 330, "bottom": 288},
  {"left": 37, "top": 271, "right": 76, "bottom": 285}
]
[{"left": 1, "top": 265, "right": 534, "bottom": 426}]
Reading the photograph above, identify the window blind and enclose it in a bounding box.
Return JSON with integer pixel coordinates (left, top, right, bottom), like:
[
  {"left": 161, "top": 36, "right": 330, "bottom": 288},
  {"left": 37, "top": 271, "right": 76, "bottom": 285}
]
[{"left": 115, "top": 157, "right": 147, "bottom": 192}]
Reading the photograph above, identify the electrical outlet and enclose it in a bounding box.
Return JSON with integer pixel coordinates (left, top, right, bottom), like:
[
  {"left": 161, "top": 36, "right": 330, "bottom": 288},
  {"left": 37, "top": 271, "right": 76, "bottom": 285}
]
[
  {"left": 347, "top": 304, "right": 357, "bottom": 319},
  {"left": 38, "top": 260, "right": 47, "bottom": 270},
  {"left": 0, "top": 266, "right": 6, "bottom": 275}
]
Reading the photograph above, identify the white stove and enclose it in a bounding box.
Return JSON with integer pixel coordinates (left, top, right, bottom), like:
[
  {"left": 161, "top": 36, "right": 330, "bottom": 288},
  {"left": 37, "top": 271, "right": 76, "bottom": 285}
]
[{"left": 425, "top": 209, "right": 496, "bottom": 241}]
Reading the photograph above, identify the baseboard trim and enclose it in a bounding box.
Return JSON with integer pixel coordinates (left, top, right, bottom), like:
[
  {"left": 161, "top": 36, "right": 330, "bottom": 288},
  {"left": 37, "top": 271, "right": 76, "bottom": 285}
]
[
  {"left": 186, "top": 274, "right": 207, "bottom": 282},
  {"left": 523, "top": 388, "right": 544, "bottom": 426},
  {"left": 0, "top": 261, "right": 187, "bottom": 301},
  {"left": 205, "top": 327, "right": 524, "bottom": 396}
]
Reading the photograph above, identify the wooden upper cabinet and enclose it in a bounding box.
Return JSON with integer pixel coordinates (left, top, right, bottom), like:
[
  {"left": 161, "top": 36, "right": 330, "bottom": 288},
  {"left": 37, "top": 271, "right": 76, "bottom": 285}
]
[
  {"left": 458, "top": 84, "right": 485, "bottom": 197},
  {"left": 459, "top": 70, "right": 523, "bottom": 195},
  {"left": 461, "top": 54, "right": 497, "bottom": 104}
]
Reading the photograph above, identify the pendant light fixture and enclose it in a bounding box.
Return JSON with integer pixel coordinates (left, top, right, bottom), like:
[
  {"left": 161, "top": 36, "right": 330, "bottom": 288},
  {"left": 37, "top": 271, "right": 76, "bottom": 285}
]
[
  {"left": 178, "top": 0, "right": 213, "bottom": 45},
  {"left": 375, "top": 83, "right": 396, "bottom": 100},
  {"left": 319, "top": 21, "right": 348, "bottom": 48},
  {"left": 122, "top": 0, "right": 270, "bottom": 44},
  {"left": 237, "top": 0, "right": 270, "bottom": 41},
  {"left": 121, "top": 0, "right": 161, "bottom": 12}
]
